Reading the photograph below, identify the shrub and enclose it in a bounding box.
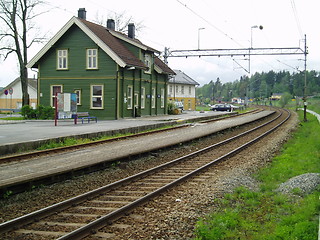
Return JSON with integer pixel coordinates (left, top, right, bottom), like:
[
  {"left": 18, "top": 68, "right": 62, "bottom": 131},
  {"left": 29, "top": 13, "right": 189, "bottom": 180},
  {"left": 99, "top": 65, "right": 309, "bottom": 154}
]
[
  {"left": 20, "top": 105, "right": 36, "bottom": 119},
  {"left": 167, "top": 101, "right": 176, "bottom": 114},
  {"left": 20, "top": 105, "right": 54, "bottom": 119},
  {"left": 36, "top": 105, "right": 54, "bottom": 119}
]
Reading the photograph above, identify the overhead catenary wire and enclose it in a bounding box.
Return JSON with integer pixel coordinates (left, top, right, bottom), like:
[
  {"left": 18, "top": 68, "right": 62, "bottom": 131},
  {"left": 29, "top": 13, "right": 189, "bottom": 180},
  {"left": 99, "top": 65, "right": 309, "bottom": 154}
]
[
  {"left": 175, "top": 0, "right": 244, "bottom": 48},
  {"left": 290, "top": 0, "right": 304, "bottom": 39}
]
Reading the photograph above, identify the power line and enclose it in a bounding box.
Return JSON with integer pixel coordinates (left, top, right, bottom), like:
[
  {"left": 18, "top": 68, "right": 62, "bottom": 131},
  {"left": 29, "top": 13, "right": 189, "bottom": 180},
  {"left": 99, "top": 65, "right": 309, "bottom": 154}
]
[
  {"left": 290, "top": 0, "right": 303, "bottom": 38},
  {"left": 175, "top": 0, "right": 244, "bottom": 48}
]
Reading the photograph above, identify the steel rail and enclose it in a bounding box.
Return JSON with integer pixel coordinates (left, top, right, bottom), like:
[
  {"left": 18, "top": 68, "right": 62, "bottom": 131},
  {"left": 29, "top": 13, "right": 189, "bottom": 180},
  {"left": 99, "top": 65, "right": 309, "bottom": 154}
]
[
  {"left": 57, "top": 109, "right": 290, "bottom": 240},
  {"left": 0, "top": 109, "right": 259, "bottom": 164},
  {"left": 0, "top": 108, "right": 289, "bottom": 239}
]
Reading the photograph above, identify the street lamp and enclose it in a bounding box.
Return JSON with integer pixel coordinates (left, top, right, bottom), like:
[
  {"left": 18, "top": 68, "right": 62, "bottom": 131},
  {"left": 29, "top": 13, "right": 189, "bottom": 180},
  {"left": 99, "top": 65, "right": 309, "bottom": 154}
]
[
  {"left": 198, "top": 27, "right": 205, "bottom": 49},
  {"left": 249, "top": 25, "right": 263, "bottom": 73},
  {"left": 251, "top": 25, "right": 263, "bottom": 48}
]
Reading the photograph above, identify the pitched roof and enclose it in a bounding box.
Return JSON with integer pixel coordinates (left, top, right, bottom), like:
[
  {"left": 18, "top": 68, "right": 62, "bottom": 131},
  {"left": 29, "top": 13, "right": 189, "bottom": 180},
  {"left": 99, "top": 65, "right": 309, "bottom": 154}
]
[
  {"left": 27, "top": 17, "right": 174, "bottom": 75},
  {"left": 2, "top": 77, "right": 37, "bottom": 91},
  {"left": 169, "top": 70, "right": 199, "bottom": 85},
  {"left": 154, "top": 57, "right": 176, "bottom": 75},
  {"left": 79, "top": 19, "right": 146, "bottom": 69}
]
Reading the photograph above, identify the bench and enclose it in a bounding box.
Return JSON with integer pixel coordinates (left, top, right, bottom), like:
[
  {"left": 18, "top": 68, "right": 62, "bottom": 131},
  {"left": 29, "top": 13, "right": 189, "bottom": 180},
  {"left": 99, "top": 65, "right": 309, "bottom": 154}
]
[{"left": 72, "top": 112, "right": 97, "bottom": 124}]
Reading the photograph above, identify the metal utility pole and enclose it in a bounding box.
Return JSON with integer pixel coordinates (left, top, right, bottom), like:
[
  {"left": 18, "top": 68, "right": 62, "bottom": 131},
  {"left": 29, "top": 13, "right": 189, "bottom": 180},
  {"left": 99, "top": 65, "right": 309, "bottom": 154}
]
[{"left": 303, "top": 34, "right": 308, "bottom": 122}]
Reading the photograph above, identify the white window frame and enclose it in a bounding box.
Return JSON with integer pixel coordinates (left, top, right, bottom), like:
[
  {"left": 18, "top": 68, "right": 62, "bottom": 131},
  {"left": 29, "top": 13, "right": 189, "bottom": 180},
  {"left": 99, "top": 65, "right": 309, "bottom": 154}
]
[
  {"left": 74, "top": 89, "right": 82, "bottom": 105},
  {"left": 151, "top": 87, "right": 156, "bottom": 108},
  {"left": 90, "top": 85, "right": 104, "bottom": 109},
  {"left": 144, "top": 53, "right": 152, "bottom": 74},
  {"left": 134, "top": 93, "right": 139, "bottom": 107},
  {"left": 181, "top": 85, "right": 185, "bottom": 95},
  {"left": 127, "top": 85, "right": 133, "bottom": 109},
  {"left": 86, "top": 49, "right": 98, "bottom": 69},
  {"left": 57, "top": 49, "right": 68, "bottom": 70},
  {"left": 141, "top": 87, "right": 145, "bottom": 109},
  {"left": 161, "top": 88, "right": 165, "bottom": 108},
  {"left": 51, "top": 85, "right": 63, "bottom": 107},
  {"left": 189, "top": 86, "right": 192, "bottom": 95}
]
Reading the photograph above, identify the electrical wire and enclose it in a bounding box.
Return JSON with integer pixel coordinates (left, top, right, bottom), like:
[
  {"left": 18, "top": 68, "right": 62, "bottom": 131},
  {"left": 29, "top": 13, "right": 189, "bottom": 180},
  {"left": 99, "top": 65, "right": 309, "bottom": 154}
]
[
  {"left": 290, "top": 0, "right": 303, "bottom": 39},
  {"left": 175, "top": 0, "right": 244, "bottom": 48}
]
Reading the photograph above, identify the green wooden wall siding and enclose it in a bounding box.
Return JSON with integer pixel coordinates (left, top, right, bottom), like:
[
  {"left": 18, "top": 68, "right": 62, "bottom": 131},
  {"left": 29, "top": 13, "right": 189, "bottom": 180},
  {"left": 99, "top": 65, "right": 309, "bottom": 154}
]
[{"left": 37, "top": 24, "right": 169, "bottom": 119}]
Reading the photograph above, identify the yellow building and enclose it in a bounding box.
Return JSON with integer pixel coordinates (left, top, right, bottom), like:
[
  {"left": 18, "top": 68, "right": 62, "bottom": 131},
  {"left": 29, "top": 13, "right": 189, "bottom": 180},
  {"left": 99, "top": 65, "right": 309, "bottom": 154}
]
[
  {"left": 0, "top": 78, "right": 37, "bottom": 111},
  {"left": 168, "top": 70, "right": 199, "bottom": 110}
]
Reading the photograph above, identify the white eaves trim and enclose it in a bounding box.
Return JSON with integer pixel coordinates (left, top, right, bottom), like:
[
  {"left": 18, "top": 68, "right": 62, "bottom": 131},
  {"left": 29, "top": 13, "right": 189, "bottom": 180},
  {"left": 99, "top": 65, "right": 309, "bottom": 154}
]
[
  {"left": 154, "top": 64, "right": 163, "bottom": 74},
  {"left": 26, "top": 17, "right": 126, "bottom": 68}
]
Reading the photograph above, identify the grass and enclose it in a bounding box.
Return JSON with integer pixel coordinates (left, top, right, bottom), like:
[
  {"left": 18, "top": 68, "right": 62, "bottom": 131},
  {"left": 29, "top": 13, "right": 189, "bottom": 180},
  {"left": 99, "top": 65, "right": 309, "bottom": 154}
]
[
  {"left": 193, "top": 110, "right": 320, "bottom": 240},
  {"left": 35, "top": 125, "right": 177, "bottom": 151},
  {"left": 0, "top": 116, "right": 24, "bottom": 120}
]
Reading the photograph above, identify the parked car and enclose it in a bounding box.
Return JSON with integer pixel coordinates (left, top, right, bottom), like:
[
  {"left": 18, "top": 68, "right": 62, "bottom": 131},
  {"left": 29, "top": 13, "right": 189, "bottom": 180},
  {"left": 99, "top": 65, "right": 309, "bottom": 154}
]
[
  {"left": 211, "top": 104, "right": 232, "bottom": 112},
  {"left": 175, "top": 101, "right": 184, "bottom": 111}
]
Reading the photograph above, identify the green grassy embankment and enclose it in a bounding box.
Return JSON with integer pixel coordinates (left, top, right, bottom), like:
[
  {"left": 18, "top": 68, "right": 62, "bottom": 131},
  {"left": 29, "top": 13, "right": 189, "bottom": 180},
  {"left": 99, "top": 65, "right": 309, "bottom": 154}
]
[{"left": 194, "top": 108, "right": 320, "bottom": 240}]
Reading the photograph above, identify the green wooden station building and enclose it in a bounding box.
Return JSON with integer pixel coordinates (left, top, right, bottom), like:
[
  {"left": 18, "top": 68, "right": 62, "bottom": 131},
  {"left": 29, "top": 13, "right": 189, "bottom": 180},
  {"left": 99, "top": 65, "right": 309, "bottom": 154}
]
[{"left": 27, "top": 8, "right": 175, "bottom": 120}]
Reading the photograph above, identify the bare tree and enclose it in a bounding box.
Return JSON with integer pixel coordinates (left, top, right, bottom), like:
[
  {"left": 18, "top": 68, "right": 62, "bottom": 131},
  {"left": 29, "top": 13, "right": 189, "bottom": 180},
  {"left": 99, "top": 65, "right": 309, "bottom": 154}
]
[
  {"left": 0, "top": 0, "right": 45, "bottom": 106},
  {"left": 95, "top": 10, "right": 145, "bottom": 36}
]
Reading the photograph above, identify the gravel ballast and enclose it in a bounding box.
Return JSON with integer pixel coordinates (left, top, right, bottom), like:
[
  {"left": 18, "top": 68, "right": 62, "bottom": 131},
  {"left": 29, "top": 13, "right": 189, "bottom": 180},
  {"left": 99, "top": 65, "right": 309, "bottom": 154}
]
[
  {"left": 276, "top": 173, "right": 320, "bottom": 196},
  {"left": 2, "top": 110, "right": 316, "bottom": 240}
]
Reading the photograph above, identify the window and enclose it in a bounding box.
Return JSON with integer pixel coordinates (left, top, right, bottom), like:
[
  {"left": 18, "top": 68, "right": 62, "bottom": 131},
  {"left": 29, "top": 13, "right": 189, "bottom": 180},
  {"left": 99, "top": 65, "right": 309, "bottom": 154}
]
[
  {"left": 151, "top": 88, "right": 156, "bottom": 108},
  {"left": 51, "top": 85, "right": 63, "bottom": 107},
  {"left": 87, "top": 49, "right": 98, "bottom": 69},
  {"left": 91, "top": 85, "right": 103, "bottom": 109},
  {"left": 161, "top": 88, "right": 165, "bottom": 108},
  {"left": 181, "top": 85, "right": 184, "bottom": 95},
  {"left": 144, "top": 54, "right": 152, "bottom": 74},
  {"left": 176, "top": 85, "right": 179, "bottom": 94},
  {"left": 169, "top": 85, "right": 173, "bottom": 94},
  {"left": 127, "top": 86, "right": 133, "bottom": 109},
  {"left": 189, "top": 86, "right": 192, "bottom": 95},
  {"left": 134, "top": 93, "right": 139, "bottom": 107},
  {"left": 74, "top": 89, "right": 81, "bottom": 105},
  {"left": 141, "top": 87, "right": 145, "bottom": 109},
  {"left": 57, "top": 49, "right": 68, "bottom": 70}
]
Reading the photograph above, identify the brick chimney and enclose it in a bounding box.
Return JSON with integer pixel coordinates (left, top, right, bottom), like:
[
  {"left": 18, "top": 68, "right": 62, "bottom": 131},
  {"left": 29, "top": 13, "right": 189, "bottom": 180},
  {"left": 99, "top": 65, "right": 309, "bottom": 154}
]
[
  {"left": 107, "top": 19, "right": 115, "bottom": 30},
  {"left": 128, "top": 23, "right": 135, "bottom": 39},
  {"left": 78, "top": 8, "right": 86, "bottom": 20}
]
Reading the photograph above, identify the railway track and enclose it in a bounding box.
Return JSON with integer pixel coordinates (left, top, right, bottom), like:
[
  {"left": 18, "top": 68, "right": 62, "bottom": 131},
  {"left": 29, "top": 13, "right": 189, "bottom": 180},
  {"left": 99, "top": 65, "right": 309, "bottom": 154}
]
[
  {"left": 0, "top": 108, "right": 290, "bottom": 239},
  {"left": 0, "top": 109, "right": 259, "bottom": 165}
]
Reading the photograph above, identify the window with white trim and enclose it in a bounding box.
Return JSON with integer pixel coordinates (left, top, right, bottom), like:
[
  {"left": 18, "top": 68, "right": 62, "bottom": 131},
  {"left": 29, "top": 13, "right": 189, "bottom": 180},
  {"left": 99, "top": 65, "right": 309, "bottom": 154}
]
[
  {"left": 74, "top": 89, "right": 81, "bottom": 105},
  {"left": 127, "top": 86, "right": 133, "bottom": 109},
  {"left": 151, "top": 88, "right": 156, "bottom": 108},
  {"left": 57, "top": 50, "right": 68, "bottom": 70},
  {"left": 189, "top": 86, "right": 192, "bottom": 95},
  {"left": 161, "top": 88, "right": 165, "bottom": 108},
  {"left": 91, "top": 85, "right": 103, "bottom": 109},
  {"left": 87, "top": 49, "right": 98, "bottom": 69},
  {"left": 144, "top": 53, "right": 152, "bottom": 74},
  {"left": 141, "top": 87, "right": 145, "bottom": 109},
  {"left": 134, "top": 93, "right": 139, "bottom": 107},
  {"left": 51, "top": 85, "right": 63, "bottom": 107}
]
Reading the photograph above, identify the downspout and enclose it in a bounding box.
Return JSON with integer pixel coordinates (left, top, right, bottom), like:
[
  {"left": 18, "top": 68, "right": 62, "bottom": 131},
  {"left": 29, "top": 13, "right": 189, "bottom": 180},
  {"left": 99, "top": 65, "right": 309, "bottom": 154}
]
[
  {"left": 116, "top": 66, "right": 119, "bottom": 120},
  {"left": 121, "top": 68, "right": 125, "bottom": 118},
  {"left": 132, "top": 68, "right": 135, "bottom": 118},
  {"left": 155, "top": 73, "right": 158, "bottom": 116}
]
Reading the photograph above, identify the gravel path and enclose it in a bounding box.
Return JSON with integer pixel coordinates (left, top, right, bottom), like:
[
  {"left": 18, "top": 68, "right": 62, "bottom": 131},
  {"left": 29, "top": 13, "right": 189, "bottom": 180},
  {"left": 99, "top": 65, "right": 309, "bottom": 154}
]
[{"left": 0, "top": 110, "right": 307, "bottom": 240}]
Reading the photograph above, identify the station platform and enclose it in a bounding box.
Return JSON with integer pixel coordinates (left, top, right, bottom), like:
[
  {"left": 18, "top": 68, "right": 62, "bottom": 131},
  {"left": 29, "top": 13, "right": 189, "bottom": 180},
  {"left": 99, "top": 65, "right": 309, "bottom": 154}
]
[
  {"left": 0, "top": 111, "right": 235, "bottom": 155},
  {"left": 0, "top": 110, "right": 275, "bottom": 194}
]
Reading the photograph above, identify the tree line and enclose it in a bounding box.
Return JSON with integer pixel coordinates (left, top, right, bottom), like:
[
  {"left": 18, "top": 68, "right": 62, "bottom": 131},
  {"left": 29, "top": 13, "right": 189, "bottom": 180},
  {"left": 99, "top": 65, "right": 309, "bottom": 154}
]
[{"left": 196, "top": 70, "right": 320, "bottom": 105}]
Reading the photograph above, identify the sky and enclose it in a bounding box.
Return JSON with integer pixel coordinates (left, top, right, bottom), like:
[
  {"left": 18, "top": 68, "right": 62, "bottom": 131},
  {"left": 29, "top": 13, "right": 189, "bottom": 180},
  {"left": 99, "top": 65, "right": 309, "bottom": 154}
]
[{"left": 0, "top": 0, "right": 319, "bottom": 87}]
